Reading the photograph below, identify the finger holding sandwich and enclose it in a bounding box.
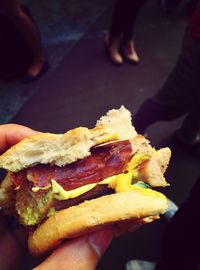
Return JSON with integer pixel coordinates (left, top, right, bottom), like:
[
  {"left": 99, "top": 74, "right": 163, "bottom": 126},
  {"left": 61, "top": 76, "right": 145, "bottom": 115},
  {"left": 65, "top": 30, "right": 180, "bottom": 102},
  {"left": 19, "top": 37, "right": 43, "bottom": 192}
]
[
  {"left": 0, "top": 106, "right": 171, "bottom": 258},
  {"left": 0, "top": 124, "right": 113, "bottom": 270},
  {"left": 0, "top": 124, "right": 38, "bottom": 270},
  {"left": 33, "top": 226, "right": 113, "bottom": 270},
  {"left": 0, "top": 124, "right": 39, "bottom": 154}
]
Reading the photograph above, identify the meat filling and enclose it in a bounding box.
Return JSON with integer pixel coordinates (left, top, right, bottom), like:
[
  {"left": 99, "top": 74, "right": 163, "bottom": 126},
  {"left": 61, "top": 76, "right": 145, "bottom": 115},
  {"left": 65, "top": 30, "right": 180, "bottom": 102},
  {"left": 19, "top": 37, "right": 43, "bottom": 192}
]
[
  {"left": 15, "top": 181, "right": 113, "bottom": 227},
  {"left": 14, "top": 140, "right": 132, "bottom": 227},
  {"left": 11, "top": 140, "right": 132, "bottom": 191}
]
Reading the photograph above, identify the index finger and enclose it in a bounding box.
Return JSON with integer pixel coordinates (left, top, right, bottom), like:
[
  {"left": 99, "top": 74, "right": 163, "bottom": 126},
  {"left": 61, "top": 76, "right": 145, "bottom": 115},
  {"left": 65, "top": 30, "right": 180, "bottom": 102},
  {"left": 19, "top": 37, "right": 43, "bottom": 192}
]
[
  {"left": 33, "top": 227, "right": 113, "bottom": 270},
  {"left": 0, "top": 124, "right": 39, "bottom": 154}
]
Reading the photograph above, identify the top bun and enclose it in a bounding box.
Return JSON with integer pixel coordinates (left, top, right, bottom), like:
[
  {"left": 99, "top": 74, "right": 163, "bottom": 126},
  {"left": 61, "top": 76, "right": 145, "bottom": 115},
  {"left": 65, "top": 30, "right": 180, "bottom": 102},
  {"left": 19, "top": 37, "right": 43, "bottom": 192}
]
[{"left": 0, "top": 106, "right": 137, "bottom": 172}]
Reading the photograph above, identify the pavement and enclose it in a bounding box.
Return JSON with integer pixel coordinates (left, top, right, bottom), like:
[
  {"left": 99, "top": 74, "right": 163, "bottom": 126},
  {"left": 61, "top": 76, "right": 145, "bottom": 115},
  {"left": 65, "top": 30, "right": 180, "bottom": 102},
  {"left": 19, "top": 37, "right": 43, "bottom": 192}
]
[{"left": 1, "top": 0, "right": 200, "bottom": 269}]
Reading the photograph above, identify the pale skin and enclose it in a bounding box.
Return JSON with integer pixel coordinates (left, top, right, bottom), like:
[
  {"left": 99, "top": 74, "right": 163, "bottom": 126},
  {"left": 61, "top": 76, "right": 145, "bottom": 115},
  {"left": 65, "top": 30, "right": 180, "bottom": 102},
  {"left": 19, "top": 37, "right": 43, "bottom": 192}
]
[{"left": 0, "top": 124, "right": 114, "bottom": 270}]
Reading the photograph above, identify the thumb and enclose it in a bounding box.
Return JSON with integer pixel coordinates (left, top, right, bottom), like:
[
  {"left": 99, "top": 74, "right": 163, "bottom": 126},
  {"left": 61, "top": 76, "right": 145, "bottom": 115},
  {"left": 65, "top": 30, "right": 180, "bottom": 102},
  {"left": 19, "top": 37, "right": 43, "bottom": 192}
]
[
  {"left": 0, "top": 124, "right": 39, "bottom": 153},
  {"left": 33, "top": 227, "right": 113, "bottom": 270}
]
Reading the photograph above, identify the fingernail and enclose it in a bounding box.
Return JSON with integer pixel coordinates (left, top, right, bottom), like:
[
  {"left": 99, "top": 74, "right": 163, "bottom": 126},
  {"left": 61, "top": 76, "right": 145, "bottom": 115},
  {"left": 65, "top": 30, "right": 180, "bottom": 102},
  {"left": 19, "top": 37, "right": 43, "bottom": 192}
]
[{"left": 88, "top": 227, "right": 113, "bottom": 257}]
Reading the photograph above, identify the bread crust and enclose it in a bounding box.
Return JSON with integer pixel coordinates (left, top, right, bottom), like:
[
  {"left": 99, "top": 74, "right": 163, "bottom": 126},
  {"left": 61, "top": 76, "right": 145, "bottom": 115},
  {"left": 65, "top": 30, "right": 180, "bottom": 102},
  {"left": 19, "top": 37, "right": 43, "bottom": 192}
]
[
  {"left": 0, "top": 106, "right": 137, "bottom": 172},
  {"left": 28, "top": 189, "right": 167, "bottom": 256}
]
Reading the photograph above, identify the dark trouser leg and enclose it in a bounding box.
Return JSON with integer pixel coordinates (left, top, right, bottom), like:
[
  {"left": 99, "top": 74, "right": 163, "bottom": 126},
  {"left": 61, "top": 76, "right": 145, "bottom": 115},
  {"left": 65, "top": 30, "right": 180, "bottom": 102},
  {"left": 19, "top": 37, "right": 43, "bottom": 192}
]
[
  {"left": 110, "top": 0, "right": 146, "bottom": 40},
  {"left": 109, "top": 0, "right": 124, "bottom": 39},
  {"left": 122, "top": 0, "right": 146, "bottom": 43},
  {"left": 133, "top": 92, "right": 189, "bottom": 134},
  {"left": 155, "top": 177, "right": 200, "bottom": 270},
  {"left": 133, "top": 28, "right": 200, "bottom": 134}
]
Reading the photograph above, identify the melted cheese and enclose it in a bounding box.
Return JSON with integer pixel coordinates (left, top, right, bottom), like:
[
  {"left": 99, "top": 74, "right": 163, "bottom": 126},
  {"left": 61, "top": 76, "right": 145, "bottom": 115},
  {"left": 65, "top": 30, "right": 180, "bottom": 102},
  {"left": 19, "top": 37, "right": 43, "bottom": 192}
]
[
  {"left": 52, "top": 179, "right": 97, "bottom": 200},
  {"left": 51, "top": 172, "right": 164, "bottom": 201}
]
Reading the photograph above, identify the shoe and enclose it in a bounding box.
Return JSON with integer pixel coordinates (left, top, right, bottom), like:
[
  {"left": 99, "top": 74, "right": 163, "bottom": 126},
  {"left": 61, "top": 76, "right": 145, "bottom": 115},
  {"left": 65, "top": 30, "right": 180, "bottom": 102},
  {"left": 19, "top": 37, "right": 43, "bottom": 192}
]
[
  {"left": 21, "top": 60, "right": 49, "bottom": 83},
  {"left": 162, "top": 198, "right": 178, "bottom": 222},
  {"left": 122, "top": 40, "right": 139, "bottom": 64},
  {"left": 175, "top": 128, "right": 200, "bottom": 147},
  {"left": 126, "top": 260, "right": 156, "bottom": 270},
  {"left": 174, "top": 128, "right": 200, "bottom": 156},
  {"left": 104, "top": 34, "right": 123, "bottom": 65}
]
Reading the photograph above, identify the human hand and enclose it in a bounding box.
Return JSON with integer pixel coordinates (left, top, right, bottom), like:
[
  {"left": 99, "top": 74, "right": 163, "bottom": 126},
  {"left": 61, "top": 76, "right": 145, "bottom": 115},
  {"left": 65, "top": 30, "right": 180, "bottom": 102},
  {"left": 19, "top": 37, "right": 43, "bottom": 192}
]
[
  {"left": 0, "top": 124, "right": 39, "bottom": 270},
  {"left": 33, "top": 227, "right": 113, "bottom": 270},
  {"left": 0, "top": 124, "right": 113, "bottom": 270}
]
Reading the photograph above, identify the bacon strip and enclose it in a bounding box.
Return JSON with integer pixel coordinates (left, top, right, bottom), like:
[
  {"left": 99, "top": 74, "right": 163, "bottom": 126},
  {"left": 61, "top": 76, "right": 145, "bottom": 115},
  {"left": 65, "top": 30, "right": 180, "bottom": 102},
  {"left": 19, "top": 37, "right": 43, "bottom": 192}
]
[{"left": 11, "top": 140, "right": 132, "bottom": 191}]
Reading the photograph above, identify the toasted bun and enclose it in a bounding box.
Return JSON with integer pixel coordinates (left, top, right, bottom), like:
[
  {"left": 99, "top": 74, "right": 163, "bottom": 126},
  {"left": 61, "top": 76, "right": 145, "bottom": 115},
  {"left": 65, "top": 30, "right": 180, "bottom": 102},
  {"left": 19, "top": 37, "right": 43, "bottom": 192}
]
[
  {"left": 0, "top": 106, "right": 137, "bottom": 172},
  {"left": 0, "top": 106, "right": 170, "bottom": 257},
  {"left": 28, "top": 188, "right": 167, "bottom": 256}
]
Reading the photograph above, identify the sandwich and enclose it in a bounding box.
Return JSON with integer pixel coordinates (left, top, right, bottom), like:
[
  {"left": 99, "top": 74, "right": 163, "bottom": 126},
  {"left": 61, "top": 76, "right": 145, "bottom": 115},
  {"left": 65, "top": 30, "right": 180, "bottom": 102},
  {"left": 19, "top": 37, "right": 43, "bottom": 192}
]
[{"left": 0, "top": 106, "right": 171, "bottom": 256}]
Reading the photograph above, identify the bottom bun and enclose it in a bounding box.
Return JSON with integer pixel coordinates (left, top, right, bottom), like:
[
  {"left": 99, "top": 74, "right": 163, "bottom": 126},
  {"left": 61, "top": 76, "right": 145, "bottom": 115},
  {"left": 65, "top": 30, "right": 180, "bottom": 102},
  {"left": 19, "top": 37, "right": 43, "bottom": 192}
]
[{"left": 28, "top": 189, "right": 167, "bottom": 256}]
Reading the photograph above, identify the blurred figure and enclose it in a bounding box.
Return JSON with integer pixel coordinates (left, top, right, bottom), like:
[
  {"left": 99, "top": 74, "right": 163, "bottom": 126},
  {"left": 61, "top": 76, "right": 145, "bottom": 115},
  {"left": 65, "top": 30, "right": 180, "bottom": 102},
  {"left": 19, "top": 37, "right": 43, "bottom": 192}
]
[
  {"left": 127, "top": 3, "right": 200, "bottom": 269},
  {"left": 0, "top": 0, "right": 47, "bottom": 82},
  {"left": 126, "top": 175, "right": 200, "bottom": 270},
  {"left": 133, "top": 0, "right": 200, "bottom": 149},
  {"left": 105, "top": 0, "right": 146, "bottom": 65}
]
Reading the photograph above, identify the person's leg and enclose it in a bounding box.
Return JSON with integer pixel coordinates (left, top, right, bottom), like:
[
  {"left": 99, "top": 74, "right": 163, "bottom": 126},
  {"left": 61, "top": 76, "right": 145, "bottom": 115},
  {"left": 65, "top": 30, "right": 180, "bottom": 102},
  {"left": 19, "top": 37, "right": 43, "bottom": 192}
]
[
  {"left": 133, "top": 27, "right": 200, "bottom": 134},
  {"left": 109, "top": 0, "right": 126, "bottom": 40},
  {"left": 133, "top": 92, "right": 188, "bottom": 134},
  {"left": 122, "top": 0, "right": 146, "bottom": 43},
  {"left": 105, "top": 0, "right": 126, "bottom": 64},
  {"left": 155, "top": 176, "right": 200, "bottom": 270},
  {"left": 1, "top": 0, "right": 46, "bottom": 79},
  {"left": 122, "top": 0, "right": 146, "bottom": 63},
  {"left": 105, "top": 0, "right": 146, "bottom": 64}
]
